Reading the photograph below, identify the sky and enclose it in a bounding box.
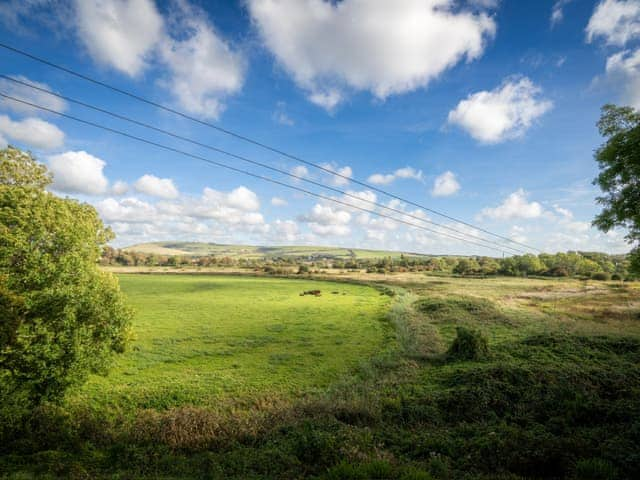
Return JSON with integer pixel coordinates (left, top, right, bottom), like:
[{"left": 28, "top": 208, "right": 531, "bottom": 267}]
[{"left": 0, "top": 0, "right": 639, "bottom": 255}]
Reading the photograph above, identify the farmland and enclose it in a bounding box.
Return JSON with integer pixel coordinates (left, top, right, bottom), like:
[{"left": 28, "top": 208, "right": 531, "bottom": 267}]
[{"left": 2, "top": 271, "right": 639, "bottom": 479}]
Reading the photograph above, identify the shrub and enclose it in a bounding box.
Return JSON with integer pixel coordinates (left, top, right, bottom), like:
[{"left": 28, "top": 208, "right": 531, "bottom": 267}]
[
  {"left": 591, "top": 272, "right": 611, "bottom": 281},
  {"left": 611, "top": 273, "right": 623, "bottom": 281},
  {"left": 574, "top": 458, "right": 618, "bottom": 480},
  {"left": 447, "top": 327, "right": 490, "bottom": 361}
]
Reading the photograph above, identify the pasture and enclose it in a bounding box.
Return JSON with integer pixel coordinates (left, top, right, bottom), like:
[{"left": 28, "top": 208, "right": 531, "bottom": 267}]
[{"left": 69, "top": 275, "right": 392, "bottom": 411}]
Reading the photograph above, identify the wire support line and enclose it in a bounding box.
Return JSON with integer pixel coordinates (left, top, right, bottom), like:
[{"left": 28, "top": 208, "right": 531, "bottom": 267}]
[
  {"left": 0, "top": 74, "right": 529, "bottom": 255},
  {"left": 0, "top": 92, "right": 519, "bottom": 255},
  {"left": 0, "top": 41, "right": 541, "bottom": 253}
]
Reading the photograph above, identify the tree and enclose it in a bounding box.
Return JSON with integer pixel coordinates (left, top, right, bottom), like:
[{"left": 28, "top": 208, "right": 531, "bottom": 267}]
[
  {"left": 592, "top": 105, "right": 640, "bottom": 274},
  {"left": 0, "top": 147, "right": 132, "bottom": 419}
]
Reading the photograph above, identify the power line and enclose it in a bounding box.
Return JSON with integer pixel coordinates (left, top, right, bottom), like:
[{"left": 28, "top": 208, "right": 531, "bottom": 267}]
[
  {"left": 0, "top": 41, "right": 541, "bottom": 253},
  {"left": 0, "top": 74, "right": 528, "bottom": 255},
  {"left": 0, "top": 92, "right": 516, "bottom": 255}
]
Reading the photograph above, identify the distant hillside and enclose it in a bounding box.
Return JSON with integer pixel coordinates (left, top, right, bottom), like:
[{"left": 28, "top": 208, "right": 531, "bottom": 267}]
[{"left": 124, "top": 241, "right": 433, "bottom": 260}]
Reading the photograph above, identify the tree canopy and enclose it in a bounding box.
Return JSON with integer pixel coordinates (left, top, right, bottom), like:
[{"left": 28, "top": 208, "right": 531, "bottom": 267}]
[
  {"left": 593, "top": 105, "right": 640, "bottom": 273},
  {"left": 0, "top": 147, "right": 131, "bottom": 425}
]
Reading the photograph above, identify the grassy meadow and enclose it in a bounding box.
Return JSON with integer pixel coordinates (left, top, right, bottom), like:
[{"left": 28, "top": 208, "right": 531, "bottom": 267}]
[
  {"left": 2, "top": 271, "right": 640, "bottom": 479},
  {"left": 69, "top": 275, "right": 392, "bottom": 411}
]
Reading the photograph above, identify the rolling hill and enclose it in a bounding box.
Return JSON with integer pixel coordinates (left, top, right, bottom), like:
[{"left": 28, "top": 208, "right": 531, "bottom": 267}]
[{"left": 123, "top": 241, "right": 434, "bottom": 260}]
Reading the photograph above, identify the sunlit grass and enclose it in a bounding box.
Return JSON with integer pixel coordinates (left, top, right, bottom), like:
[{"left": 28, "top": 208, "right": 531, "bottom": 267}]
[{"left": 67, "top": 275, "right": 392, "bottom": 411}]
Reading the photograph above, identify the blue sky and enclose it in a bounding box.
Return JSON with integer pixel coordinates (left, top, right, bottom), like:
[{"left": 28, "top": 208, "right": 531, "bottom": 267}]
[{"left": 0, "top": 0, "right": 639, "bottom": 255}]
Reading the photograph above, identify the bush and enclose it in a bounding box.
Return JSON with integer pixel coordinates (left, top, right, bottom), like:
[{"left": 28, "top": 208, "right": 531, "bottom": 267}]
[
  {"left": 447, "top": 327, "right": 490, "bottom": 361},
  {"left": 591, "top": 272, "right": 611, "bottom": 281},
  {"left": 574, "top": 458, "right": 618, "bottom": 480},
  {"left": 611, "top": 273, "right": 623, "bottom": 281}
]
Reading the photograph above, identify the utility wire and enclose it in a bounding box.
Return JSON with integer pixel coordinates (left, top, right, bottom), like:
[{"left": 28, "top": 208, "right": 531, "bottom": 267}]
[
  {"left": 0, "top": 42, "right": 541, "bottom": 253},
  {"left": 0, "top": 74, "right": 528, "bottom": 255},
  {"left": 0, "top": 92, "right": 516, "bottom": 255}
]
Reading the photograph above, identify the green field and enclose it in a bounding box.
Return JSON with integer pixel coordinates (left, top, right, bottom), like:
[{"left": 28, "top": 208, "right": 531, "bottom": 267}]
[{"left": 68, "top": 275, "right": 392, "bottom": 411}]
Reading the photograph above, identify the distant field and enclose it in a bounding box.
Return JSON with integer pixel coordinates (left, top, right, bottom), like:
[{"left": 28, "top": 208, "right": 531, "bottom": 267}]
[
  {"left": 124, "top": 241, "right": 432, "bottom": 259},
  {"left": 67, "top": 275, "right": 392, "bottom": 411}
]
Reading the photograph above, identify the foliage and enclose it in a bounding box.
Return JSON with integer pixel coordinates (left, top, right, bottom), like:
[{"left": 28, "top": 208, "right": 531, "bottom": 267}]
[
  {"left": 592, "top": 104, "right": 640, "bottom": 273},
  {"left": 446, "top": 326, "right": 490, "bottom": 361},
  {"left": 0, "top": 148, "right": 131, "bottom": 419}
]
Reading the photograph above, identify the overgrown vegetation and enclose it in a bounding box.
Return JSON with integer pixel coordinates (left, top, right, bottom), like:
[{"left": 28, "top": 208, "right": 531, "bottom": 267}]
[{"left": 1, "top": 272, "right": 638, "bottom": 479}]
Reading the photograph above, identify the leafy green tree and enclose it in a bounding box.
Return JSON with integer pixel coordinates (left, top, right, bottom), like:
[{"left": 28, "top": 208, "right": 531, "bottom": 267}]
[
  {"left": 0, "top": 147, "right": 132, "bottom": 419},
  {"left": 592, "top": 105, "right": 640, "bottom": 274}
]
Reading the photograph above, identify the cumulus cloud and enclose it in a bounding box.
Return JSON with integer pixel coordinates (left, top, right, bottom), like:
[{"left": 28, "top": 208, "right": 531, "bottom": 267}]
[
  {"left": 248, "top": 0, "right": 496, "bottom": 110},
  {"left": 111, "top": 180, "right": 129, "bottom": 195},
  {"left": 97, "top": 197, "right": 158, "bottom": 223},
  {"left": 48, "top": 150, "right": 109, "bottom": 195},
  {"left": 158, "top": 0, "right": 245, "bottom": 119},
  {"left": 367, "top": 166, "right": 423, "bottom": 185},
  {"left": 271, "top": 197, "right": 287, "bottom": 206},
  {"left": 431, "top": 171, "right": 460, "bottom": 197},
  {"left": 74, "top": 0, "right": 163, "bottom": 76},
  {"left": 0, "top": 115, "right": 65, "bottom": 150},
  {"left": 0, "top": 75, "right": 68, "bottom": 115},
  {"left": 299, "top": 203, "right": 351, "bottom": 236},
  {"left": 272, "top": 219, "right": 299, "bottom": 241},
  {"left": 290, "top": 165, "right": 309, "bottom": 180},
  {"left": 603, "top": 48, "right": 640, "bottom": 109},
  {"left": 73, "top": 0, "right": 244, "bottom": 118},
  {"left": 321, "top": 163, "right": 352, "bottom": 186},
  {"left": 478, "top": 189, "right": 543, "bottom": 220},
  {"left": 448, "top": 77, "right": 553, "bottom": 143},
  {"left": 134, "top": 174, "right": 179, "bottom": 199},
  {"left": 586, "top": 0, "right": 640, "bottom": 46}
]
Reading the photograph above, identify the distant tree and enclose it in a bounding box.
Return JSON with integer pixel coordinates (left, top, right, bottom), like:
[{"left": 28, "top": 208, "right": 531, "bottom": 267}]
[
  {"left": 592, "top": 105, "right": 640, "bottom": 274},
  {"left": 0, "top": 147, "right": 132, "bottom": 418},
  {"left": 454, "top": 258, "right": 481, "bottom": 275}
]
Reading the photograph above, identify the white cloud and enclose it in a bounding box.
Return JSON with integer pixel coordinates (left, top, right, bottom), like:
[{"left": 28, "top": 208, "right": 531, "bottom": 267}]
[
  {"left": 48, "top": 150, "right": 109, "bottom": 195},
  {"left": 0, "top": 75, "right": 68, "bottom": 115},
  {"left": 74, "top": 0, "right": 163, "bottom": 76},
  {"left": 431, "top": 171, "right": 460, "bottom": 197},
  {"left": 225, "top": 186, "right": 260, "bottom": 211},
  {"left": 97, "top": 196, "right": 158, "bottom": 222},
  {"left": 248, "top": 0, "right": 496, "bottom": 110},
  {"left": 604, "top": 48, "right": 640, "bottom": 109},
  {"left": 134, "top": 174, "right": 179, "bottom": 199},
  {"left": 0, "top": 134, "right": 7, "bottom": 149},
  {"left": 448, "top": 77, "right": 553, "bottom": 143},
  {"left": 272, "top": 101, "right": 294, "bottom": 126},
  {"left": 586, "top": 0, "right": 640, "bottom": 47},
  {"left": 271, "top": 197, "right": 287, "bottom": 206},
  {"left": 272, "top": 219, "right": 298, "bottom": 241},
  {"left": 551, "top": 0, "right": 572, "bottom": 27},
  {"left": 0, "top": 115, "right": 64, "bottom": 150},
  {"left": 158, "top": 0, "right": 245, "bottom": 119},
  {"left": 291, "top": 165, "right": 309, "bottom": 179},
  {"left": 299, "top": 203, "right": 351, "bottom": 236},
  {"left": 321, "top": 163, "right": 352, "bottom": 186},
  {"left": 111, "top": 180, "right": 129, "bottom": 195},
  {"left": 478, "top": 189, "right": 543, "bottom": 220},
  {"left": 368, "top": 166, "right": 423, "bottom": 185}
]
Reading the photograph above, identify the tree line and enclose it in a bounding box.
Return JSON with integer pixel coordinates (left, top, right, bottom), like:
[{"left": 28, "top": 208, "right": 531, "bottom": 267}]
[{"left": 101, "top": 247, "right": 633, "bottom": 280}]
